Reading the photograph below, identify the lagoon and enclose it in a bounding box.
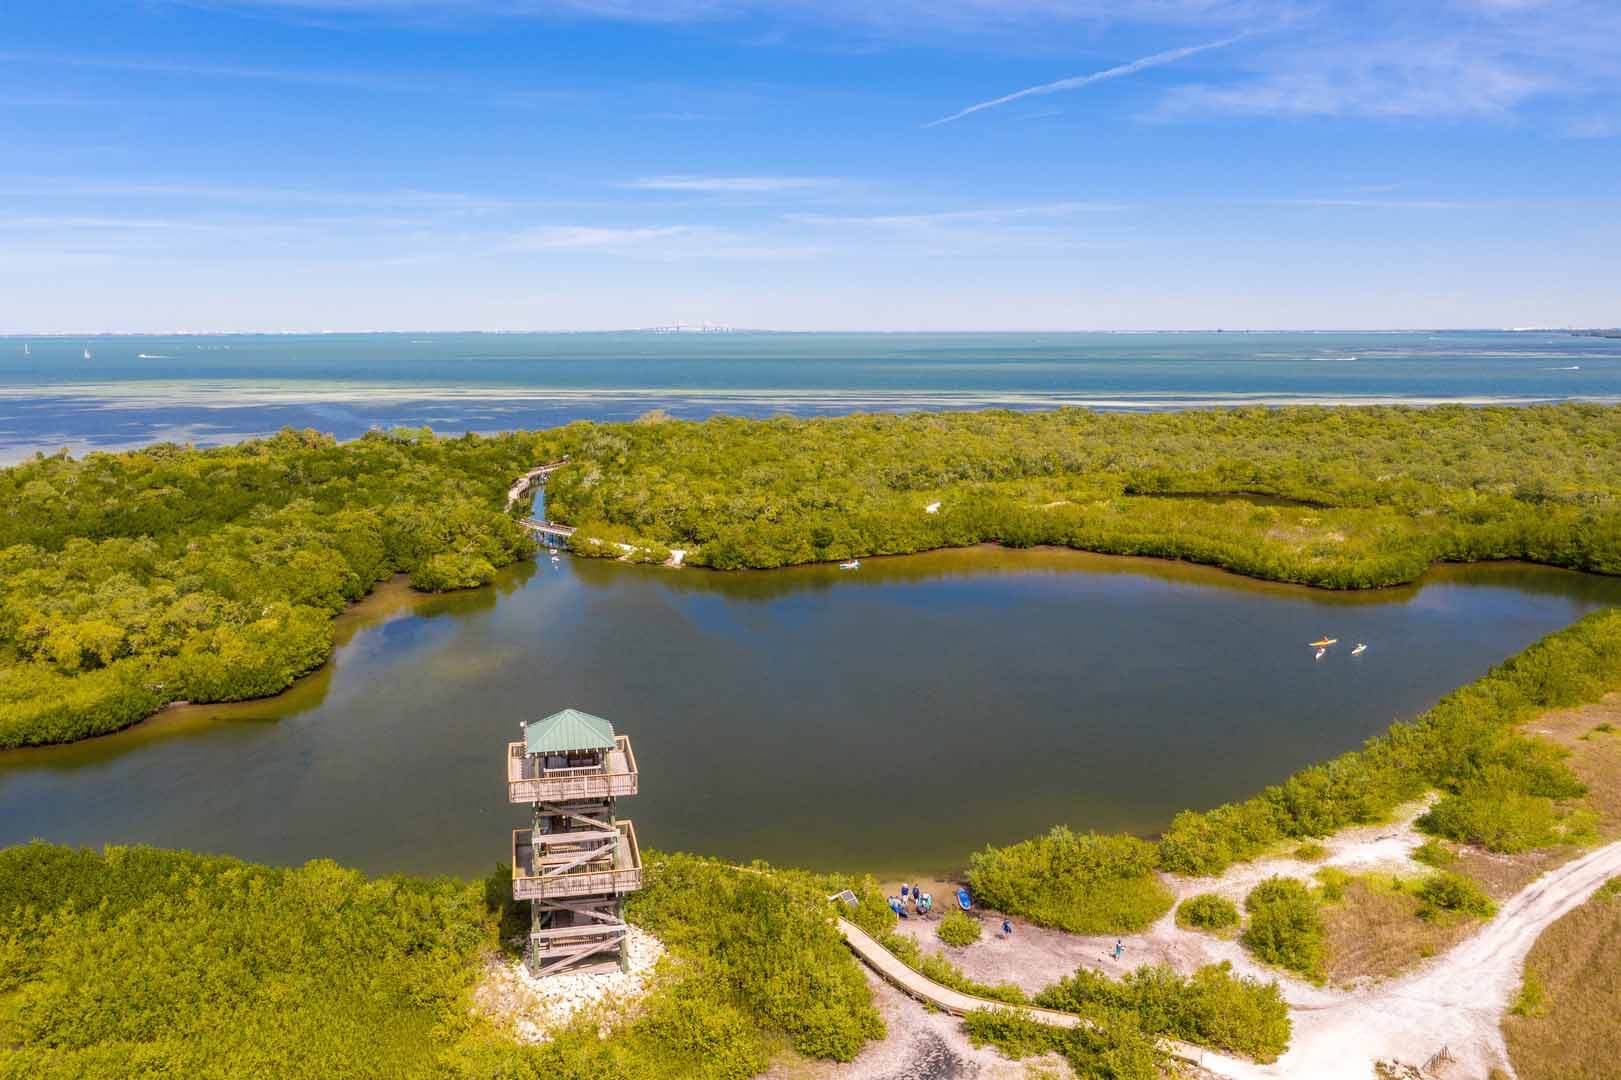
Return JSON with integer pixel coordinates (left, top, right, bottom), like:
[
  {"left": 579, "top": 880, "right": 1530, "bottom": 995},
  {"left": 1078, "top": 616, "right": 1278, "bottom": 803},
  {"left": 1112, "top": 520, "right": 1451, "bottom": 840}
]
[{"left": 4, "top": 548, "right": 1619, "bottom": 878}]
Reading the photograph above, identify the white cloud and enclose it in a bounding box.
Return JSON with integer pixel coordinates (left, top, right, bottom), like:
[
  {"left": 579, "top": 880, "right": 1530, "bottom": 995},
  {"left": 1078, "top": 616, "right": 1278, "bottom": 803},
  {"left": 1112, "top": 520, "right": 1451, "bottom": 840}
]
[
  {"left": 925, "top": 34, "right": 1247, "bottom": 127},
  {"left": 620, "top": 175, "right": 834, "bottom": 192}
]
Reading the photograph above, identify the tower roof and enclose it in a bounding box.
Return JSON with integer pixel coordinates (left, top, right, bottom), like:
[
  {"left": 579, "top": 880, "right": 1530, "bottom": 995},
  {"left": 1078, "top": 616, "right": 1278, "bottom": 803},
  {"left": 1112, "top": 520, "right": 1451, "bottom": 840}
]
[{"left": 525, "top": 708, "right": 617, "bottom": 755}]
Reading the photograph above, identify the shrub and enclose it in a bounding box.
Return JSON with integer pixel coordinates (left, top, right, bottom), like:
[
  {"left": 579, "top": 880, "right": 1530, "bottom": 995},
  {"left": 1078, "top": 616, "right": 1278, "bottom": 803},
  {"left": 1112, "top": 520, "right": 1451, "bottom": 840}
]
[
  {"left": 967, "top": 829, "right": 1174, "bottom": 934},
  {"left": 1314, "top": 866, "right": 1351, "bottom": 903},
  {"left": 1176, "top": 893, "right": 1240, "bottom": 933},
  {"left": 627, "top": 853, "right": 884, "bottom": 1062},
  {"left": 1414, "top": 871, "right": 1496, "bottom": 920},
  {"left": 1411, "top": 838, "right": 1457, "bottom": 868},
  {"left": 1418, "top": 774, "right": 1595, "bottom": 853},
  {"left": 1033, "top": 961, "right": 1291, "bottom": 1062},
  {"left": 963, "top": 1007, "right": 1166, "bottom": 1080},
  {"left": 410, "top": 550, "right": 497, "bottom": 591},
  {"left": 937, "top": 908, "right": 982, "bottom": 947},
  {"left": 1294, "top": 841, "right": 1328, "bottom": 862},
  {"left": 1241, "top": 877, "right": 1325, "bottom": 981}
]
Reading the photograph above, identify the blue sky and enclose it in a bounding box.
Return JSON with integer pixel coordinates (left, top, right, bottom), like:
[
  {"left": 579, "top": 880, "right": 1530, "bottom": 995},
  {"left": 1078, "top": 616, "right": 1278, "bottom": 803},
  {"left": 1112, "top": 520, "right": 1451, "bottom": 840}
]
[{"left": 2, "top": 0, "right": 1618, "bottom": 331}]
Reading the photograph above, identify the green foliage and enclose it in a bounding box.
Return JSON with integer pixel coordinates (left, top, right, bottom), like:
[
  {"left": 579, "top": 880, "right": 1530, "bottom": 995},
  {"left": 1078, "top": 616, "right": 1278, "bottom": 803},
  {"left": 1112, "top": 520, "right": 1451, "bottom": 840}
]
[
  {"left": 967, "top": 829, "right": 1173, "bottom": 934},
  {"left": 0, "top": 842, "right": 490, "bottom": 1079},
  {"left": 1294, "top": 841, "right": 1328, "bottom": 862},
  {"left": 1241, "top": 878, "right": 1326, "bottom": 981},
  {"left": 567, "top": 521, "right": 672, "bottom": 564},
  {"left": 544, "top": 406, "right": 1621, "bottom": 585},
  {"left": 1033, "top": 961, "right": 1291, "bottom": 1062},
  {"left": 1175, "top": 893, "right": 1240, "bottom": 933},
  {"left": 1414, "top": 871, "right": 1497, "bottom": 920},
  {"left": 624, "top": 853, "right": 884, "bottom": 1062},
  {"left": 1313, "top": 867, "right": 1351, "bottom": 903},
  {"left": 1598, "top": 876, "right": 1621, "bottom": 902},
  {"left": 0, "top": 846, "right": 886, "bottom": 1080},
  {"left": 0, "top": 429, "right": 542, "bottom": 748},
  {"left": 1412, "top": 839, "right": 1458, "bottom": 868},
  {"left": 937, "top": 908, "right": 983, "bottom": 947},
  {"left": 962, "top": 1007, "right": 1167, "bottom": 1080}
]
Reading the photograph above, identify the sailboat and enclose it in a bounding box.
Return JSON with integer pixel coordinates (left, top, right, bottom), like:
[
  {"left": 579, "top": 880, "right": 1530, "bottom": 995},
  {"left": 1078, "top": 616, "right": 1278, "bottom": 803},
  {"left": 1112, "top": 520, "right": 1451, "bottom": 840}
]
[
  {"left": 22, "top": 343, "right": 29, "bottom": 357},
  {"left": 1352, "top": 643, "right": 1367, "bottom": 656},
  {"left": 83, "top": 347, "right": 92, "bottom": 360},
  {"left": 1315, "top": 647, "right": 1327, "bottom": 660}
]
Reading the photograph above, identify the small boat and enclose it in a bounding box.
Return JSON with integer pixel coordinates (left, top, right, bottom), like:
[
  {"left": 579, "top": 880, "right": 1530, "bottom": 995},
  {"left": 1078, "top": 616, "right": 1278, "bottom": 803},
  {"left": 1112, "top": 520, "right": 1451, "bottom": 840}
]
[
  {"left": 957, "top": 886, "right": 973, "bottom": 911},
  {"left": 22, "top": 343, "right": 28, "bottom": 357},
  {"left": 839, "top": 559, "right": 860, "bottom": 571},
  {"left": 1315, "top": 647, "right": 1326, "bottom": 660},
  {"left": 1309, "top": 637, "right": 1338, "bottom": 648},
  {"left": 1352, "top": 643, "right": 1367, "bottom": 656},
  {"left": 83, "top": 347, "right": 92, "bottom": 360}
]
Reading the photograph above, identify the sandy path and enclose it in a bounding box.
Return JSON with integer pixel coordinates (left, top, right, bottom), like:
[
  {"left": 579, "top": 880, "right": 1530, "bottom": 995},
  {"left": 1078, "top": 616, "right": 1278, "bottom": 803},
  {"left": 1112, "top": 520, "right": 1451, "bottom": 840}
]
[
  {"left": 1214, "top": 838, "right": 1621, "bottom": 1079},
  {"left": 883, "top": 806, "right": 1621, "bottom": 1078}
]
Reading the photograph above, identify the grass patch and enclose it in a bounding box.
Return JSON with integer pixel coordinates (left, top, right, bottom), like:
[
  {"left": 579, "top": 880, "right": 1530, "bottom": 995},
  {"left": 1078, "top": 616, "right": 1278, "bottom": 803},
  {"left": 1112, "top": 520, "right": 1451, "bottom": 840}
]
[
  {"left": 1241, "top": 877, "right": 1326, "bottom": 982},
  {"left": 968, "top": 829, "right": 1173, "bottom": 935},
  {"left": 936, "top": 908, "right": 982, "bottom": 947},
  {"left": 1032, "top": 962, "right": 1291, "bottom": 1062},
  {"left": 1503, "top": 872, "right": 1621, "bottom": 1080},
  {"left": 1175, "top": 893, "right": 1240, "bottom": 934}
]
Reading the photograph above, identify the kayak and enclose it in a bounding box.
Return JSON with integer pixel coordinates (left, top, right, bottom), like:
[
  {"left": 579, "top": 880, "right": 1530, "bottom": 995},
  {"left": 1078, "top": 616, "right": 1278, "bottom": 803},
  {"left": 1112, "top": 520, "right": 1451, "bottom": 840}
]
[{"left": 957, "top": 886, "right": 973, "bottom": 911}]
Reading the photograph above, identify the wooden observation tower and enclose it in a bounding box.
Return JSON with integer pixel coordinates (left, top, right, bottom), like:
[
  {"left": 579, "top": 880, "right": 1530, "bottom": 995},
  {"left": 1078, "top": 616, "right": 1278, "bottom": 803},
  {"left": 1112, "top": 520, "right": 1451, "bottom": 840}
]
[{"left": 507, "top": 707, "right": 643, "bottom": 976}]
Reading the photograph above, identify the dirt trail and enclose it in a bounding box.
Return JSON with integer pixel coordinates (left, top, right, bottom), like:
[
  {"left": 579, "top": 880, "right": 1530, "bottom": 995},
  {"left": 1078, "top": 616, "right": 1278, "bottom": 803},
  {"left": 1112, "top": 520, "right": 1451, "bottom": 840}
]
[
  {"left": 1216, "top": 838, "right": 1621, "bottom": 1079},
  {"left": 885, "top": 805, "right": 1621, "bottom": 1078}
]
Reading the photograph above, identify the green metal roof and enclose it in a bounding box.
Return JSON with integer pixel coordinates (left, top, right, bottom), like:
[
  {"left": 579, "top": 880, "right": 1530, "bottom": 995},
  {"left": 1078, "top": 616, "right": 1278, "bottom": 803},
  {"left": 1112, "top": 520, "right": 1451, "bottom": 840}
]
[{"left": 525, "top": 708, "right": 617, "bottom": 755}]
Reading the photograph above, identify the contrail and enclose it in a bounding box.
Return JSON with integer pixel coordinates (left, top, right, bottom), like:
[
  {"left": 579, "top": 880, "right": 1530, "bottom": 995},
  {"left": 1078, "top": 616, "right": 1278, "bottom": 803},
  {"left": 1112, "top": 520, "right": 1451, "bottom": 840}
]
[{"left": 923, "top": 35, "right": 1246, "bottom": 128}]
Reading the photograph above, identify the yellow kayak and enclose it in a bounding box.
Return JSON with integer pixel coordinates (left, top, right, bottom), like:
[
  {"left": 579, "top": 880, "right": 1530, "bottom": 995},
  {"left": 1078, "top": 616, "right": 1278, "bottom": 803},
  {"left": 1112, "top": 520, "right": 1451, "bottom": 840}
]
[{"left": 1309, "top": 637, "right": 1338, "bottom": 648}]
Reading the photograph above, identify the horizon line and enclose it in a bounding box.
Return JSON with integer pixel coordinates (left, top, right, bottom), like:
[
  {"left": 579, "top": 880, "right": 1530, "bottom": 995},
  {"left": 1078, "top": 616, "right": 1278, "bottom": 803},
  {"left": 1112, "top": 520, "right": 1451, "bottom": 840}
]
[{"left": 0, "top": 326, "right": 1612, "bottom": 338}]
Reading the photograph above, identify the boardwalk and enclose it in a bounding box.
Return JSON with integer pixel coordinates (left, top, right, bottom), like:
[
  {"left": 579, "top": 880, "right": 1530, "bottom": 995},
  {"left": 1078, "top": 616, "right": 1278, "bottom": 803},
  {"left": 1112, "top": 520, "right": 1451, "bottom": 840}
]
[
  {"left": 505, "top": 458, "right": 570, "bottom": 511},
  {"left": 507, "top": 458, "right": 580, "bottom": 541},
  {"left": 834, "top": 917, "right": 1241, "bottom": 1074}
]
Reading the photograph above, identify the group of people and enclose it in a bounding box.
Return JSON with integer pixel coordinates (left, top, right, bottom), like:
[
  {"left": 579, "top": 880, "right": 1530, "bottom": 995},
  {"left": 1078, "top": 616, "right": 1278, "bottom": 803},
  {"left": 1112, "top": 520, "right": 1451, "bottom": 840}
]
[{"left": 888, "top": 883, "right": 935, "bottom": 917}]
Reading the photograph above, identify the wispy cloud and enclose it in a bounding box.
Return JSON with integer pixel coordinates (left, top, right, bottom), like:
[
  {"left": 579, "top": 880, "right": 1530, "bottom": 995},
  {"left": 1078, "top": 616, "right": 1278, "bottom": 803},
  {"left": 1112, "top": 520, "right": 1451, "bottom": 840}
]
[
  {"left": 0, "top": 48, "right": 417, "bottom": 91},
  {"left": 510, "top": 224, "right": 703, "bottom": 250},
  {"left": 620, "top": 175, "right": 834, "bottom": 192},
  {"left": 923, "top": 35, "right": 1246, "bottom": 127},
  {"left": 789, "top": 201, "right": 1123, "bottom": 227}
]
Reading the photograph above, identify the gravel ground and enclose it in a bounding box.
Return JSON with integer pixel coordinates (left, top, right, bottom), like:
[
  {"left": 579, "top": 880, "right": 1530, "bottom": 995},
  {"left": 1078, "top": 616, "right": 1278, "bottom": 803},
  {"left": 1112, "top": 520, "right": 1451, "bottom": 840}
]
[{"left": 472, "top": 925, "right": 665, "bottom": 1042}]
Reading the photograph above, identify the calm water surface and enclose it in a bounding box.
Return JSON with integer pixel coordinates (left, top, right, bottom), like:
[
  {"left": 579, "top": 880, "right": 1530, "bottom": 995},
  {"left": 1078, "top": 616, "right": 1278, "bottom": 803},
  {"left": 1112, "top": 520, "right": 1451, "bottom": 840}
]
[
  {"left": 2, "top": 330, "right": 1619, "bottom": 461},
  {"left": 4, "top": 549, "right": 1619, "bottom": 878}
]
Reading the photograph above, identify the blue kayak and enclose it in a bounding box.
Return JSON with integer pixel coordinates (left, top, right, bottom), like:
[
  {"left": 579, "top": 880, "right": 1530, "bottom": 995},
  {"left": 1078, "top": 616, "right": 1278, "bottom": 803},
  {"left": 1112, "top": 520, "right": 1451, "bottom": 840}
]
[{"left": 957, "top": 887, "right": 972, "bottom": 911}]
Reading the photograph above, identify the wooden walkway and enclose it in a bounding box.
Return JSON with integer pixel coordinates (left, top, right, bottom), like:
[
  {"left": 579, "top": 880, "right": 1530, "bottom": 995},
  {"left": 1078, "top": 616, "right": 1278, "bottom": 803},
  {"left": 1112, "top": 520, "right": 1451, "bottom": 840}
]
[
  {"left": 505, "top": 458, "right": 570, "bottom": 511},
  {"left": 834, "top": 918, "right": 1239, "bottom": 1074},
  {"left": 524, "top": 520, "right": 577, "bottom": 540}
]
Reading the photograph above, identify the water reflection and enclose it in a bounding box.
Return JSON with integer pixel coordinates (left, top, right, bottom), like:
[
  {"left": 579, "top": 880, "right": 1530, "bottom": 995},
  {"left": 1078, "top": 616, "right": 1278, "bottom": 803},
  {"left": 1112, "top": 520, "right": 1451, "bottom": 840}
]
[{"left": 2, "top": 549, "right": 1617, "bottom": 878}]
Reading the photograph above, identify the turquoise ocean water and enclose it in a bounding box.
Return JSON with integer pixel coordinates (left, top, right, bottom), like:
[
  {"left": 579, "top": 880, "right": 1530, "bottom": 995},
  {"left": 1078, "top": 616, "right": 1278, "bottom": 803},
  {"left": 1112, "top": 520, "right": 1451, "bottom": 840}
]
[{"left": 1, "top": 330, "right": 1618, "bottom": 461}]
